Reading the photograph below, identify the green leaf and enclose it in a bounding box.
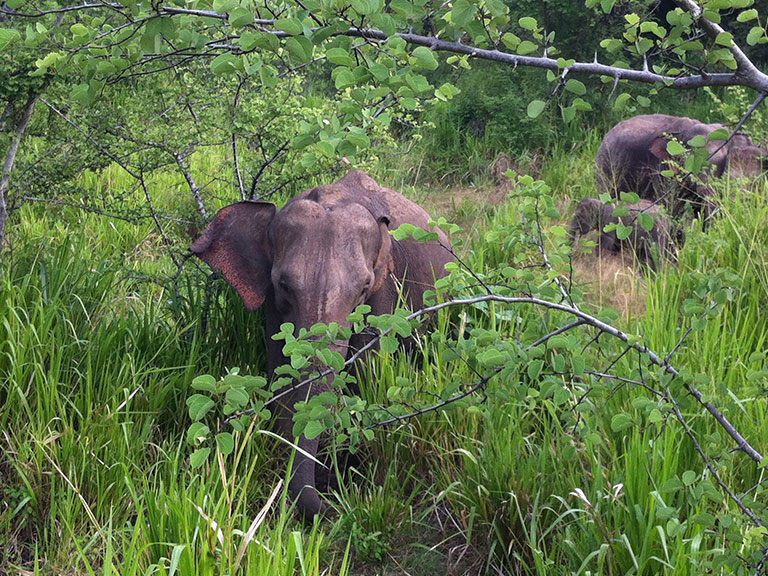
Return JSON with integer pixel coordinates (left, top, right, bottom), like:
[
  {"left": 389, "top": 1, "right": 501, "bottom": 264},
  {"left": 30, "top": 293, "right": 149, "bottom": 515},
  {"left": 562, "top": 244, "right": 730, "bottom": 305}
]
[
  {"left": 187, "top": 394, "right": 215, "bottom": 421},
  {"left": 334, "top": 68, "right": 356, "bottom": 89},
  {"left": 573, "top": 97, "right": 592, "bottom": 111},
  {"left": 450, "top": 0, "right": 477, "bottom": 27},
  {"left": 186, "top": 422, "right": 210, "bottom": 445},
  {"left": 216, "top": 432, "right": 235, "bottom": 456},
  {"left": 212, "top": 0, "right": 237, "bottom": 12},
  {"left": 229, "top": 7, "right": 254, "bottom": 27},
  {"left": 516, "top": 40, "right": 537, "bottom": 54},
  {"left": 527, "top": 99, "right": 546, "bottom": 118},
  {"left": 692, "top": 512, "right": 715, "bottom": 527},
  {"left": 748, "top": 351, "right": 766, "bottom": 363},
  {"left": 615, "top": 223, "right": 633, "bottom": 240},
  {"left": 369, "top": 63, "right": 389, "bottom": 81},
  {"left": 192, "top": 375, "right": 218, "bottom": 392},
  {"left": 613, "top": 92, "right": 631, "bottom": 111},
  {"left": 682, "top": 470, "right": 697, "bottom": 485},
  {"left": 350, "top": 0, "right": 379, "bottom": 15},
  {"left": 275, "top": 17, "right": 303, "bottom": 35},
  {"left": 666, "top": 140, "right": 686, "bottom": 156},
  {"left": 380, "top": 335, "right": 398, "bottom": 354},
  {"left": 225, "top": 387, "right": 249, "bottom": 408},
  {"left": 501, "top": 32, "right": 520, "bottom": 50},
  {"left": 303, "top": 420, "right": 325, "bottom": 440},
  {"left": 0, "top": 28, "right": 21, "bottom": 51},
  {"left": 610, "top": 413, "right": 633, "bottom": 431},
  {"left": 638, "top": 212, "right": 654, "bottom": 231},
  {"left": 714, "top": 32, "right": 733, "bottom": 47},
  {"left": 96, "top": 60, "right": 116, "bottom": 75},
  {"left": 708, "top": 128, "right": 729, "bottom": 140},
  {"left": 565, "top": 79, "right": 586, "bottom": 95},
  {"left": 479, "top": 349, "right": 506, "bottom": 367},
  {"left": 527, "top": 360, "right": 543, "bottom": 380},
  {"left": 326, "top": 47, "right": 355, "bottom": 67},
  {"left": 411, "top": 46, "right": 438, "bottom": 70},
  {"left": 747, "top": 26, "right": 764, "bottom": 46},
  {"left": 518, "top": 16, "right": 537, "bottom": 30},
  {"left": 390, "top": 315, "right": 412, "bottom": 338},
  {"left": 553, "top": 386, "right": 570, "bottom": 405},
  {"left": 661, "top": 476, "right": 684, "bottom": 493},
  {"left": 737, "top": 9, "right": 758, "bottom": 22},
  {"left": 190, "top": 447, "right": 210, "bottom": 468},
  {"left": 210, "top": 53, "right": 239, "bottom": 74},
  {"left": 285, "top": 36, "right": 313, "bottom": 63}
]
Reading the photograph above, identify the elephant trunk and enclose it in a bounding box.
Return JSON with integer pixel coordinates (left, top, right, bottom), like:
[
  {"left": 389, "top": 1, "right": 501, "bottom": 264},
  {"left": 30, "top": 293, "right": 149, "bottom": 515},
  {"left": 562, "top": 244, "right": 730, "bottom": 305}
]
[{"left": 288, "top": 434, "right": 326, "bottom": 519}]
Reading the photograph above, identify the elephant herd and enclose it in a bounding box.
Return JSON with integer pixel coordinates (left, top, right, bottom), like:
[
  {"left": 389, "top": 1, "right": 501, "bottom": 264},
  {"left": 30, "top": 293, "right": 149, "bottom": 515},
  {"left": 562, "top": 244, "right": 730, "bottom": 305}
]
[
  {"left": 191, "top": 114, "right": 767, "bottom": 518},
  {"left": 572, "top": 113, "right": 767, "bottom": 268}
]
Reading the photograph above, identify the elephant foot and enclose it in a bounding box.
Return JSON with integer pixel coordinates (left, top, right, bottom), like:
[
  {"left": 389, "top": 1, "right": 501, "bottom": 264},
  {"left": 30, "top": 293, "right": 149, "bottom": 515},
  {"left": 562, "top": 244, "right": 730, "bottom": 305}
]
[{"left": 290, "top": 482, "right": 329, "bottom": 520}]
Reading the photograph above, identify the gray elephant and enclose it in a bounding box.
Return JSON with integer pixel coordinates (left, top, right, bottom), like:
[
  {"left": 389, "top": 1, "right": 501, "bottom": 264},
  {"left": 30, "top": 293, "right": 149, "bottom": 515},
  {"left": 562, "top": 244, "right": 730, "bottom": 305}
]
[
  {"left": 569, "top": 197, "right": 676, "bottom": 269},
  {"left": 596, "top": 114, "right": 767, "bottom": 216},
  {"left": 191, "top": 170, "right": 454, "bottom": 518}
]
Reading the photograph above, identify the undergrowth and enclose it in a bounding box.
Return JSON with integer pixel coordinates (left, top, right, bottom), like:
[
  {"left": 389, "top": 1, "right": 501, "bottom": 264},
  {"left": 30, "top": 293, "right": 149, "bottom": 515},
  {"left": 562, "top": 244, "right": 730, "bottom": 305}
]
[{"left": 2, "top": 95, "right": 767, "bottom": 575}]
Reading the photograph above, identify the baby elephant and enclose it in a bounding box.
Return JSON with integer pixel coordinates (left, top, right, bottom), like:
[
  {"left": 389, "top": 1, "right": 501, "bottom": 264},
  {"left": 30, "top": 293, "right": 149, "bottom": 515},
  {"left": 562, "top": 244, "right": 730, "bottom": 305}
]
[{"left": 569, "top": 198, "right": 676, "bottom": 270}]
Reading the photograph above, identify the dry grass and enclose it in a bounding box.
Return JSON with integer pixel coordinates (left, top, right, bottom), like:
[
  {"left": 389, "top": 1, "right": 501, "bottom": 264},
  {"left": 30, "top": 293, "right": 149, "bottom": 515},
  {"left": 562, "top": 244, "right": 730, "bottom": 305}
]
[{"left": 570, "top": 249, "right": 648, "bottom": 320}]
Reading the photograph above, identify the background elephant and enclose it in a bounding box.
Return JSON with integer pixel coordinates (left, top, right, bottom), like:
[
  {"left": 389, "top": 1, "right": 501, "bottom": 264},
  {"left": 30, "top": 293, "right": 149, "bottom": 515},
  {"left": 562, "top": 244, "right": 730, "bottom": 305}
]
[
  {"left": 190, "top": 170, "right": 454, "bottom": 518},
  {"left": 596, "top": 114, "right": 767, "bottom": 216},
  {"left": 569, "top": 197, "right": 676, "bottom": 269}
]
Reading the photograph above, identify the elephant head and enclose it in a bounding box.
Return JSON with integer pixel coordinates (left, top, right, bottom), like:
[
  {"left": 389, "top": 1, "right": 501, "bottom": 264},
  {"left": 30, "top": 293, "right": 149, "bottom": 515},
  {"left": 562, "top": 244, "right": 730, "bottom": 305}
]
[
  {"left": 570, "top": 197, "right": 676, "bottom": 270},
  {"left": 190, "top": 170, "right": 453, "bottom": 517}
]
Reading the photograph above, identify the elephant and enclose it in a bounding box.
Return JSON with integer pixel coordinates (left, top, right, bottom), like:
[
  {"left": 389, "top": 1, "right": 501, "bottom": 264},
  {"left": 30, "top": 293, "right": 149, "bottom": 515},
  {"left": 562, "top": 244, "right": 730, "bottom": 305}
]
[
  {"left": 190, "top": 170, "right": 454, "bottom": 518},
  {"left": 569, "top": 197, "right": 677, "bottom": 269},
  {"left": 596, "top": 114, "right": 767, "bottom": 216}
]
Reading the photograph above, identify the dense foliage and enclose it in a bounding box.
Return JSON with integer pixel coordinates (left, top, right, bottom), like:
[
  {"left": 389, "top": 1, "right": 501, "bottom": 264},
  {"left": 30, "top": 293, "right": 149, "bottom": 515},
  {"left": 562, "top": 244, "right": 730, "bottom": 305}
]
[{"left": 2, "top": 0, "right": 768, "bottom": 574}]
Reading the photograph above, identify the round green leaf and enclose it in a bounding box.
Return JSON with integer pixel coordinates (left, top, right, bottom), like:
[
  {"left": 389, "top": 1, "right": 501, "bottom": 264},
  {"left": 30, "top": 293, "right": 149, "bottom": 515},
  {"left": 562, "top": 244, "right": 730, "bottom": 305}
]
[
  {"left": 610, "top": 413, "right": 633, "bottom": 431},
  {"left": 186, "top": 422, "right": 210, "bottom": 445},
  {"left": 191, "top": 375, "right": 218, "bottom": 392},
  {"left": 303, "top": 420, "right": 325, "bottom": 440},
  {"left": 565, "top": 79, "right": 586, "bottom": 95},
  {"left": 527, "top": 99, "right": 546, "bottom": 118},
  {"left": 216, "top": 432, "right": 235, "bottom": 456},
  {"left": 225, "top": 386, "right": 249, "bottom": 408},
  {"left": 275, "top": 17, "right": 303, "bottom": 35},
  {"left": 187, "top": 394, "right": 215, "bottom": 421},
  {"left": 666, "top": 140, "right": 686, "bottom": 156},
  {"left": 190, "top": 447, "right": 211, "bottom": 468}
]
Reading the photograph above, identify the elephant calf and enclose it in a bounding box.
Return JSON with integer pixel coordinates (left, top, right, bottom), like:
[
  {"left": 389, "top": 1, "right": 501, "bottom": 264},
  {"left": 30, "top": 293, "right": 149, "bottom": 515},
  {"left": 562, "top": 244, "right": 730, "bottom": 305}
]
[
  {"left": 569, "top": 197, "right": 676, "bottom": 269},
  {"left": 191, "top": 170, "right": 454, "bottom": 518}
]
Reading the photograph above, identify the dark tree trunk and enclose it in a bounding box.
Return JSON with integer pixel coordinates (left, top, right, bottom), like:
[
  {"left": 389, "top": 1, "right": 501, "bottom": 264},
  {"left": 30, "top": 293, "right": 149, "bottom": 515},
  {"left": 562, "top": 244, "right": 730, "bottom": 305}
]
[{"left": 0, "top": 92, "right": 38, "bottom": 258}]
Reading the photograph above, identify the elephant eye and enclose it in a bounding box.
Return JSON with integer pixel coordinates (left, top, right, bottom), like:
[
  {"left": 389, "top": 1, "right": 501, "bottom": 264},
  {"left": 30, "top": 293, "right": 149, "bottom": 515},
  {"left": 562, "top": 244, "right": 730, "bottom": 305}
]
[{"left": 278, "top": 277, "right": 294, "bottom": 294}]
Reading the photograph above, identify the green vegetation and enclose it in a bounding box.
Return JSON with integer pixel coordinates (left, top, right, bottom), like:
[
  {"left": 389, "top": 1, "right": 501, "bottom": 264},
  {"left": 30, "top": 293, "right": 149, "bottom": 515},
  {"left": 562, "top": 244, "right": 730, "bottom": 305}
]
[
  {"left": 3, "top": 0, "right": 768, "bottom": 572},
  {"left": 2, "top": 83, "right": 768, "bottom": 573}
]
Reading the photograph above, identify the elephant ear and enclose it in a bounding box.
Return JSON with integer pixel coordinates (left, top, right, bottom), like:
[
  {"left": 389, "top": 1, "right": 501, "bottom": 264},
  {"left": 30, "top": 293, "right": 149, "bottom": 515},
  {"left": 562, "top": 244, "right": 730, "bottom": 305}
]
[
  {"left": 649, "top": 136, "right": 672, "bottom": 161},
  {"left": 727, "top": 134, "right": 767, "bottom": 177},
  {"left": 190, "top": 202, "right": 276, "bottom": 311},
  {"left": 371, "top": 214, "right": 394, "bottom": 293}
]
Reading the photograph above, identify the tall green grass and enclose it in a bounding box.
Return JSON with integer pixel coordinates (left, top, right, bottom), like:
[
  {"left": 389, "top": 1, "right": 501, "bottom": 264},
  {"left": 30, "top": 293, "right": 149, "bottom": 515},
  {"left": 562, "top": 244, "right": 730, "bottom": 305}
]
[{"left": 2, "top": 111, "right": 767, "bottom": 575}]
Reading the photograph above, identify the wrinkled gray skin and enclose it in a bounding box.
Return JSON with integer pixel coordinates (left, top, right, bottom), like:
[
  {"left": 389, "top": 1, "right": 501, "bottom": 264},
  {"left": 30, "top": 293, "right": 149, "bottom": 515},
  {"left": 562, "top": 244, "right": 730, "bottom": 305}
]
[
  {"left": 596, "top": 114, "right": 767, "bottom": 216},
  {"left": 191, "top": 170, "right": 454, "bottom": 518},
  {"left": 569, "top": 197, "right": 676, "bottom": 269}
]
